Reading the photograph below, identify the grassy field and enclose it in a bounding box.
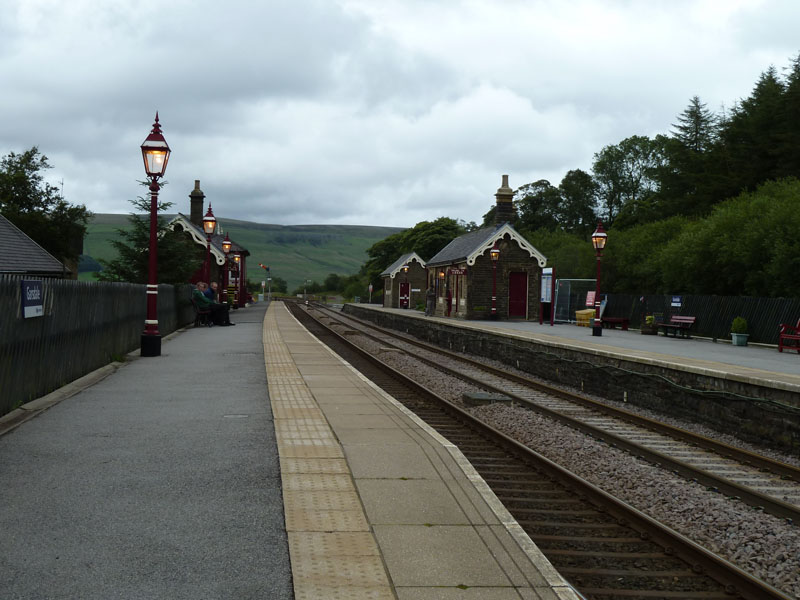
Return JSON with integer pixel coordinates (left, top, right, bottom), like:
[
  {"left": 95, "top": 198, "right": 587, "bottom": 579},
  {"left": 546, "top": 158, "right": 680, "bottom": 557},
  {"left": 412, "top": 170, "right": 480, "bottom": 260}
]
[{"left": 80, "top": 214, "right": 402, "bottom": 291}]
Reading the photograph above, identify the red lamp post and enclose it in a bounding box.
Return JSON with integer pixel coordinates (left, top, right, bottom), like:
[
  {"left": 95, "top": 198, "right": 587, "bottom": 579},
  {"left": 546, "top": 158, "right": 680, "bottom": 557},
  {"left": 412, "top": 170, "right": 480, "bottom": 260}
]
[
  {"left": 222, "top": 233, "right": 232, "bottom": 304},
  {"left": 234, "top": 255, "right": 242, "bottom": 306},
  {"left": 490, "top": 242, "right": 500, "bottom": 319},
  {"left": 401, "top": 264, "right": 409, "bottom": 308},
  {"left": 139, "top": 113, "right": 171, "bottom": 357},
  {"left": 202, "top": 204, "right": 217, "bottom": 282},
  {"left": 591, "top": 221, "right": 608, "bottom": 323}
]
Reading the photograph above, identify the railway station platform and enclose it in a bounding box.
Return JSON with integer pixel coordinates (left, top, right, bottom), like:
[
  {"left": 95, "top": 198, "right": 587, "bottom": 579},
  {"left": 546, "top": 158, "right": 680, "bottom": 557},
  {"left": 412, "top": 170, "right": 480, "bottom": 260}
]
[
  {"left": 346, "top": 304, "right": 800, "bottom": 392},
  {"left": 0, "top": 301, "right": 581, "bottom": 600}
]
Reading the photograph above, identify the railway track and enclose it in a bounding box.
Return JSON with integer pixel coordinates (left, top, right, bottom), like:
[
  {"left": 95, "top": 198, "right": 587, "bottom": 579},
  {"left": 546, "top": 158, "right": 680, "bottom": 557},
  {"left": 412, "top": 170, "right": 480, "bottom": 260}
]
[
  {"left": 286, "top": 301, "right": 791, "bottom": 600},
  {"left": 312, "top": 303, "right": 800, "bottom": 524}
]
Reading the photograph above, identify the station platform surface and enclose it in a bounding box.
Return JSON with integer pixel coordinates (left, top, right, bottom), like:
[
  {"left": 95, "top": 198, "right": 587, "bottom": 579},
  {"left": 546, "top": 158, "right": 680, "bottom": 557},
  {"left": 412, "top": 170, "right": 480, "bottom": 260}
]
[
  {"left": 349, "top": 304, "right": 800, "bottom": 394},
  {"left": 0, "top": 301, "right": 581, "bottom": 600}
]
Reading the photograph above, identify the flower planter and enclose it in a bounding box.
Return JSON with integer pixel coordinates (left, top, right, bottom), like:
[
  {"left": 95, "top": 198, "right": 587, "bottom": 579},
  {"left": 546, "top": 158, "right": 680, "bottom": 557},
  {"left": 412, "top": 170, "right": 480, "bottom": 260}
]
[
  {"left": 731, "top": 333, "right": 749, "bottom": 346},
  {"left": 640, "top": 325, "right": 658, "bottom": 335}
]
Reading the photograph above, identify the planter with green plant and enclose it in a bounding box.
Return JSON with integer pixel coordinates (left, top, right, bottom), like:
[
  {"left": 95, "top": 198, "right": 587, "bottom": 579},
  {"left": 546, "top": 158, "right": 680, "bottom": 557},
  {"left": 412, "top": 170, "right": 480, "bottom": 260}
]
[
  {"left": 730, "top": 316, "right": 749, "bottom": 346},
  {"left": 641, "top": 314, "right": 658, "bottom": 335}
]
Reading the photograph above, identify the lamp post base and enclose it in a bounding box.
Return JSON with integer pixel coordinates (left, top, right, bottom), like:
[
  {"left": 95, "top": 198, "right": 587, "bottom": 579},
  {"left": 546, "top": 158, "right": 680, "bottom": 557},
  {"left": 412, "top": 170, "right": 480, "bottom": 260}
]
[{"left": 140, "top": 334, "right": 162, "bottom": 357}]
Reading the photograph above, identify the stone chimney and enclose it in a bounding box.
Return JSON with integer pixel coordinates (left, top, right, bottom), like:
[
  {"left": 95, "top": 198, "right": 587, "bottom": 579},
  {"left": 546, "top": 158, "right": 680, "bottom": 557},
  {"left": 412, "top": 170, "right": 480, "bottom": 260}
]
[
  {"left": 494, "top": 174, "right": 514, "bottom": 225},
  {"left": 189, "top": 180, "right": 205, "bottom": 227}
]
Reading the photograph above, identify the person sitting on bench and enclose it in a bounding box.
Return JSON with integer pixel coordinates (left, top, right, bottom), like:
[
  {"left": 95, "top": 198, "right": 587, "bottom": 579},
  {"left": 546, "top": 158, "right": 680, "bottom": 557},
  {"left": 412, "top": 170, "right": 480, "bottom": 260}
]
[{"left": 193, "top": 282, "right": 234, "bottom": 326}]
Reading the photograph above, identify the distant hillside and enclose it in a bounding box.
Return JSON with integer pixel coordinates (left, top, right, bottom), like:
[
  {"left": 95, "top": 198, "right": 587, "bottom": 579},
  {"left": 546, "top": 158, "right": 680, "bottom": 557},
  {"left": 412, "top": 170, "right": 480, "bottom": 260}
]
[{"left": 81, "top": 214, "right": 403, "bottom": 291}]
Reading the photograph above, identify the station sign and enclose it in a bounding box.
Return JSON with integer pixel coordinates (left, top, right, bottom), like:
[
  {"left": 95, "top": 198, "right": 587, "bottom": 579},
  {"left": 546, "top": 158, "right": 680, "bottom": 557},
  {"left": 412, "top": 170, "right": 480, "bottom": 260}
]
[{"left": 21, "top": 279, "right": 44, "bottom": 318}]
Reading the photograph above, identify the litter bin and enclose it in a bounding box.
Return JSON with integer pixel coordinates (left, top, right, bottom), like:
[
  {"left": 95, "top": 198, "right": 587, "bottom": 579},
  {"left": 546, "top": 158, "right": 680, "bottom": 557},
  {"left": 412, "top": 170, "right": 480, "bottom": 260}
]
[{"left": 591, "top": 318, "right": 603, "bottom": 336}]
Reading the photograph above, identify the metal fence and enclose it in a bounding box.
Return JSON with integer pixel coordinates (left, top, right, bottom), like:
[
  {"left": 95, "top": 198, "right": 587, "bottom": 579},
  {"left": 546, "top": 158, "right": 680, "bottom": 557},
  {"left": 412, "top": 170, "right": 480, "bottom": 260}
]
[
  {"left": 602, "top": 293, "right": 800, "bottom": 345},
  {"left": 0, "top": 275, "right": 194, "bottom": 416}
]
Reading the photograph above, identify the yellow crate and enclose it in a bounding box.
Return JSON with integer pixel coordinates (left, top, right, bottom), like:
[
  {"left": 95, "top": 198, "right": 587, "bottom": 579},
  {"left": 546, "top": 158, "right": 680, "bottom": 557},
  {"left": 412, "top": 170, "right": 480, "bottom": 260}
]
[{"left": 575, "top": 309, "right": 595, "bottom": 327}]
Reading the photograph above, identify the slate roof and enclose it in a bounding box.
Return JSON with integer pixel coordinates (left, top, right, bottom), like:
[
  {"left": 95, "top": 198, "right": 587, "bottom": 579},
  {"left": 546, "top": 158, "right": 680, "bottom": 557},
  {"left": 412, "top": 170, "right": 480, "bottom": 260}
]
[
  {"left": 380, "top": 252, "right": 426, "bottom": 278},
  {"left": 426, "top": 223, "right": 547, "bottom": 268},
  {"left": 426, "top": 226, "right": 499, "bottom": 267},
  {"left": 0, "top": 214, "right": 66, "bottom": 276}
]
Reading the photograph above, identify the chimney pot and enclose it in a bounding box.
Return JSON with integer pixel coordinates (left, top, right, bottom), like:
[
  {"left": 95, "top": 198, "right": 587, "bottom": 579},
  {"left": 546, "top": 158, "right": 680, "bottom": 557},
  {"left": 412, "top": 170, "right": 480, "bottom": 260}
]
[
  {"left": 190, "top": 179, "right": 206, "bottom": 227},
  {"left": 494, "top": 174, "right": 514, "bottom": 225}
]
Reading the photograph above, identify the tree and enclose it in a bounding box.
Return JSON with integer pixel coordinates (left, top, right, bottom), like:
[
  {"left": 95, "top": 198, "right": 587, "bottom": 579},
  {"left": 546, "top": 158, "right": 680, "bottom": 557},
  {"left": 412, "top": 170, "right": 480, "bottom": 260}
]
[
  {"left": 671, "top": 95, "right": 718, "bottom": 152},
  {"left": 777, "top": 53, "right": 800, "bottom": 179},
  {"left": 270, "top": 276, "right": 288, "bottom": 294},
  {"left": 654, "top": 95, "right": 723, "bottom": 217},
  {"left": 557, "top": 169, "right": 598, "bottom": 235},
  {"left": 95, "top": 183, "right": 203, "bottom": 284},
  {"left": 523, "top": 229, "right": 594, "bottom": 279},
  {"left": 324, "top": 273, "right": 342, "bottom": 291},
  {"left": 593, "top": 135, "right": 667, "bottom": 227},
  {"left": 0, "top": 147, "right": 90, "bottom": 264},
  {"left": 361, "top": 217, "right": 466, "bottom": 290},
  {"left": 514, "top": 180, "right": 562, "bottom": 233},
  {"left": 720, "top": 66, "right": 786, "bottom": 195}
]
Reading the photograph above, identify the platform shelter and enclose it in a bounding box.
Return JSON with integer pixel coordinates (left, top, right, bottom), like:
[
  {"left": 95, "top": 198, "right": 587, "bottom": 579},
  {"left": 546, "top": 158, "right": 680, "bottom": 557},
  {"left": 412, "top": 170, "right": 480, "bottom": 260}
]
[
  {"left": 381, "top": 252, "right": 426, "bottom": 309},
  {"left": 169, "top": 180, "right": 250, "bottom": 307}
]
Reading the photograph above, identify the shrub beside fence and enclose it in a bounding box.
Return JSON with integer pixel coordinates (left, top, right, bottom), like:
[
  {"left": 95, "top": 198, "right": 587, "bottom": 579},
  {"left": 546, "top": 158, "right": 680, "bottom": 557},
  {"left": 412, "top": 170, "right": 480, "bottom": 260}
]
[{"left": 0, "top": 275, "right": 194, "bottom": 417}]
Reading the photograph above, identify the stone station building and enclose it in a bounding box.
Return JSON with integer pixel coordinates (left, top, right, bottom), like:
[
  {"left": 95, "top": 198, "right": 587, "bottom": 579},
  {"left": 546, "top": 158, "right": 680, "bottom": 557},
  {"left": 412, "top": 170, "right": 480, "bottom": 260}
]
[
  {"left": 425, "top": 175, "right": 547, "bottom": 320},
  {"left": 381, "top": 252, "right": 427, "bottom": 309}
]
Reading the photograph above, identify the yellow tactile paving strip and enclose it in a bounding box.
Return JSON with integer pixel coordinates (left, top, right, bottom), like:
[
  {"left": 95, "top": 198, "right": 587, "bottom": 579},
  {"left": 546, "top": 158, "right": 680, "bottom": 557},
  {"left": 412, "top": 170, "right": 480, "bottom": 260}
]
[
  {"left": 263, "top": 304, "right": 395, "bottom": 600},
  {"left": 265, "top": 302, "right": 582, "bottom": 600}
]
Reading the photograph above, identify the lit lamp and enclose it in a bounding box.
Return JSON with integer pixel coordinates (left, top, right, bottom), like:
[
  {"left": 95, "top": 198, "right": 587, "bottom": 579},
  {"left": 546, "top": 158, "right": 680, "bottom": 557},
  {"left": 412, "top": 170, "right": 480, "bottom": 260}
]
[
  {"left": 139, "top": 113, "right": 171, "bottom": 357},
  {"left": 203, "top": 204, "right": 217, "bottom": 282},
  {"left": 591, "top": 221, "right": 608, "bottom": 335},
  {"left": 222, "top": 233, "right": 232, "bottom": 304},
  {"left": 490, "top": 242, "right": 500, "bottom": 319}
]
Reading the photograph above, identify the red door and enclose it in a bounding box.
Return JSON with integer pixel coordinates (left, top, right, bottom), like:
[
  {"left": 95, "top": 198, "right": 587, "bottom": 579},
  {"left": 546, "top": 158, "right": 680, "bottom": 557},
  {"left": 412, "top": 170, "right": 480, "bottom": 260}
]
[
  {"left": 399, "top": 281, "right": 410, "bottom": 308},
  {"left": 508, "top": 272, "right": 527, "bottom": 318}
]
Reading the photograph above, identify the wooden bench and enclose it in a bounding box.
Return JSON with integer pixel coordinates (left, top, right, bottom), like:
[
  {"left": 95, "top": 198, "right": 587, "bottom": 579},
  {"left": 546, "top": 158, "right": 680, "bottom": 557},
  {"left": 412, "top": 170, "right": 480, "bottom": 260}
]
[
  {"left": 601, "top": 316, "right": 629, "bottom": 330},
  {"left": 659, "top": 315, "right": 696, "bottom": 338},
  {"left": 778, "top": 318, "right": 800, "bottom": 353},
  {"left": 191, "top": 297, "right": 212, "bottom": 327}
]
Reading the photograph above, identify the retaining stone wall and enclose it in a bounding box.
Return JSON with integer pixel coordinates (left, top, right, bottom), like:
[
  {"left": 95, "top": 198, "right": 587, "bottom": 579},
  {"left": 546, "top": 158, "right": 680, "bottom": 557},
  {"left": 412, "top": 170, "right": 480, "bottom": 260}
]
[{"left": 344, "top": 304, "right": 800, "bottom": 455}]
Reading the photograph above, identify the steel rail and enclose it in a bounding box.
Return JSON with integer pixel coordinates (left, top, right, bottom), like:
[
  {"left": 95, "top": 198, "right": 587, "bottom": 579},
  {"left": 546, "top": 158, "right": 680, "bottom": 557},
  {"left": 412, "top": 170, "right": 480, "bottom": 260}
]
[{"left": 315, "top": 304, "right": 800, "bottom": 522}]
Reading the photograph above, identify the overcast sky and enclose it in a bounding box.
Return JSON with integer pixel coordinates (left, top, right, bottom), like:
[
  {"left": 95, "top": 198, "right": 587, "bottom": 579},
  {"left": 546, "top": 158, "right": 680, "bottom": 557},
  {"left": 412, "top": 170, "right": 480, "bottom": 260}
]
[{"left": 2, "top": 0, "right": 799, "bottom": 229}]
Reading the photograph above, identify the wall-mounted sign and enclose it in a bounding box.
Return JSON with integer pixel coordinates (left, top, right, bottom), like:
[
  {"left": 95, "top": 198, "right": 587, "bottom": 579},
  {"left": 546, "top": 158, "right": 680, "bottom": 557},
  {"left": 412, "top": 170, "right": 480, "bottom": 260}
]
[
  {"left": 671, "top": 295, "right": 682, "bottom": 307},
  {"left": 449, "top": 268, "right": 466, "bottom": 275},
  {"left": 21, "top": 279, "right": 44, "bottom": 318},
  {"left": 585, "top": 291, "right": 596, "bottom": 307}
]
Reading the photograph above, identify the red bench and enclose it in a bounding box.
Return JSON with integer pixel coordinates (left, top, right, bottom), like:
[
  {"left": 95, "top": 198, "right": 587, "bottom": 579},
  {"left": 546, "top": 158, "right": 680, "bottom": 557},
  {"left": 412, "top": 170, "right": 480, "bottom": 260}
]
[
  {"left": 659, "top": 315, "right": 696, "bottom": 338},
  {"left": 601, "top": 316, "right": 629, "bottom": 330},
  {"left": 778, "top": 319, "right": 800, "bottom": 353}
]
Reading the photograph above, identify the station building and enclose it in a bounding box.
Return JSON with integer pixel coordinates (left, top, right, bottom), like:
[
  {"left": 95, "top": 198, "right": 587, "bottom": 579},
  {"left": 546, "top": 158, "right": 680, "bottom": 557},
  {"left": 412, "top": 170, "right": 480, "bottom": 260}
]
[
  {"left": 169, "top": 180, "right": 250, "bottom": 307},
  {"left": 425, "top": 175, "right": 547, "bottom": 320},
  {"left": 381, "top": 252, "right": 427, "bottom": 309}
]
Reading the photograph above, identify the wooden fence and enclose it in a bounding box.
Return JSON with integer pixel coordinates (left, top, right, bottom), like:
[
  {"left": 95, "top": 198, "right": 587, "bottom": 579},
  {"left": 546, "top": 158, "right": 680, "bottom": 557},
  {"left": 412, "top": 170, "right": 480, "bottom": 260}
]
[{"left": 0, "top": 275, "right": 194, "bottom": 417}]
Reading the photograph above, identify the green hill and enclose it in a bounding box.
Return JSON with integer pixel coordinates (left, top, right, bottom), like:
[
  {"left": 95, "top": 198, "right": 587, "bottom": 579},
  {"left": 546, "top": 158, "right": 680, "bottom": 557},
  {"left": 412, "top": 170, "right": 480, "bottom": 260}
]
[{"left": 81, "top": 214, "right": 403, "bottom": 292}]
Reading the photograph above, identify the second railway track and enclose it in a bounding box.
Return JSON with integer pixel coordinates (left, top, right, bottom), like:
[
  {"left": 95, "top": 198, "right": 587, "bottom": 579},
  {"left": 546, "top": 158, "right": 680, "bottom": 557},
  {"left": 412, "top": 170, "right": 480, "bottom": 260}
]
[{"left": 312, "top": 302, "right": 800, "bottom": 523}]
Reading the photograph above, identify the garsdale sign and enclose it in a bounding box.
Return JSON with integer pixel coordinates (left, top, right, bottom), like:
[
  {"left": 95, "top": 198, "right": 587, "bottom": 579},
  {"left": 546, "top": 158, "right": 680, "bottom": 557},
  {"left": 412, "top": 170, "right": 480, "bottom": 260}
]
[{"left": 21, "top": 279, "right": 44, "bottom": 318}]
